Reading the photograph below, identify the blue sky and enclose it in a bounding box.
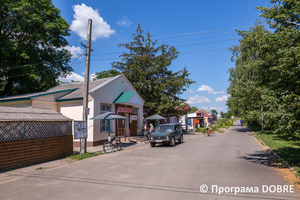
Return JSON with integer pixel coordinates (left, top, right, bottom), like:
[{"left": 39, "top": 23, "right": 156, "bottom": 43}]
[{"left": 52, "top": 0, "right": 272, "bottom": 113}]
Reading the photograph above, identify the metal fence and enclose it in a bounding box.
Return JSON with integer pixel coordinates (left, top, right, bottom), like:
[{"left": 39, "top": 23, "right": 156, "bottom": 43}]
[{"left": 0, "top": 121, "right": 72, "bottom": 142}]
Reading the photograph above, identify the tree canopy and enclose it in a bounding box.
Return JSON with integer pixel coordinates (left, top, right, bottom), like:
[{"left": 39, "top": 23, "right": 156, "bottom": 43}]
[
  {"left": 110, "top": 24, "right": 195, "bottom": 117},
  {"left": 92, "top": 69, "right": 122, "bottom": 80},
  {"left": 0, "top": 0, "right": 72, "bottom": 97},
  {"left": 211, "top": 109, "right": 218, "bottom": 115},
  {"left": 227, "top": 0, "right": 300, "bottom": 140}
]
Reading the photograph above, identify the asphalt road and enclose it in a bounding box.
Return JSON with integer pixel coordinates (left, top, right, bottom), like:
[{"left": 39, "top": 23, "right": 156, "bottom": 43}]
[{"left": 0, "top": 122, "right": 299, "bottom": 200}]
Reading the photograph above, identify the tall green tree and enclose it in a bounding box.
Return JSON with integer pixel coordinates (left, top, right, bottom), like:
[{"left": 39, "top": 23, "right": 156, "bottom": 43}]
[
  {"left": 0, "top": 0, "right": 72, "bottom": 97},
  {"left": 227, "top": 0, "right": 300, "bottom": 139},
  {"left": 111, "top": 24, "right": 195, "bottom": 116}
]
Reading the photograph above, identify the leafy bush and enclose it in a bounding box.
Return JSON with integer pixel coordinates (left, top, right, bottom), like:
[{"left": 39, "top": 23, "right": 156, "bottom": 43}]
[
  {"left": 196, "top": 127, "right": 206, "bottom": 133},
  {"left": 212, "top": 126, "right": 219, "bottom": 131}
]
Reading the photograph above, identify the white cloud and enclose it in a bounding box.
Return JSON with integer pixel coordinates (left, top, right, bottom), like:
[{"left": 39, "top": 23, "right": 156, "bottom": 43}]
[
  {"left": 197, "top": 85, "right": 225, "bottom": 94},
  {"left": 210, "top": 106, "right": 224, "bottom": 111},
  {"left": 210, "top": 106, "right": 217, "bottom": 110},
  {"left": 117, "top": 16, "right": 132, "bottom": 27},
  {"left": 216, "top": 95, "right": 230, "bottom": 102},
  {"left": 188, "top": 90, "right": 195, "bottom": 93},
  {"left": 61, "top": 45, "right": 84, "bottom": 58},
  {"left": 70, "top": 4, "right": 115, "bottom": 41},
  {"left": 186, "top": 95, "right": 211, "bottom": 104},
  {"left": 58, "top": 72, "right": 84, "bottom": 83}
]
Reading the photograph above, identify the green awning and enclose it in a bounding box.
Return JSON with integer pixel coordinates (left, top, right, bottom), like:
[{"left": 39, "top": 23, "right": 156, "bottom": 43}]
[{"left": 113, "top": 91, "right": 136, "bottom": 103}]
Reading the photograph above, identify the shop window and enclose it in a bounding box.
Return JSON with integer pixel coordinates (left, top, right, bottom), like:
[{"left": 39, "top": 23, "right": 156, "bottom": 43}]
[{"left": 100, "top": 104, "right": 111, "bottom": 132}]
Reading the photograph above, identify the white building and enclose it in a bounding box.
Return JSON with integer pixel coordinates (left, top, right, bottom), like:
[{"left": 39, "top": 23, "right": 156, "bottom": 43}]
[{"left": 0, "top": 75, "right": 144, "bottom": 146}]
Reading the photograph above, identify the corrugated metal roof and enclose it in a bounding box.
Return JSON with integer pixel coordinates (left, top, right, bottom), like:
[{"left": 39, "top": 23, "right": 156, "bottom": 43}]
[
  {"left": 0, "top": 107, "right": 72, "bottom": 121},
  {"left": 49, "top": 78, "right": 112, "bottom": 100},
  {"left": 0, "top": 77, "right": 114, "bottom": 102}
]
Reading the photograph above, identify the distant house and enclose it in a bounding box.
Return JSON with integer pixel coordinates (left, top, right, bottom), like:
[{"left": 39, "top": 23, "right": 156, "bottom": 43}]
[
  {"left": 0, "top": 75, "right": 144, "bottom": 146},
  {"left": 181, "top": 108, "right": 214, "bottom": 129}
]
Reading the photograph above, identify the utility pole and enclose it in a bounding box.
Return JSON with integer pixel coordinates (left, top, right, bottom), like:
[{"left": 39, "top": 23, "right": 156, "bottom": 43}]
[
  {"left": 261, "top": 105, "right": 264, "bottom": 132},
  {"left": 81, "top": 19, "right": 92, "bottom": 154}
]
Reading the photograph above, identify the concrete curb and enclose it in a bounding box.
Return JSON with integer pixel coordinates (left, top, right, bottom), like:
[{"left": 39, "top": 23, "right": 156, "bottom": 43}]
[{"left": 247, "top": 127, "right": 299, "bottom": 179}]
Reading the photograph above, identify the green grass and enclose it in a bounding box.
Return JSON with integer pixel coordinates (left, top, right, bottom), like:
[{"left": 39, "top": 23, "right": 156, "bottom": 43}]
[
  {"left": 35, "top": 167, "right": 43, "bottom": 170},
  {"left": 66, "top": 152, "right": 103, "bottom": 160},
  {"left": 253, "top": 130, "right": 300, "bottom": 176}
]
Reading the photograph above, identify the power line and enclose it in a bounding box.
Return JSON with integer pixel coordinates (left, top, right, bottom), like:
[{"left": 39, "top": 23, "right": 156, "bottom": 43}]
[
  {"left": 179, "top": 48, "right": 230, "bottom": 54},
  {"left": 90, "top": 38, "right": 240, "bottom": 57},
  {"left": 0, "top": 0, "right": 52, "bottom": 24},
  {"left": 156, "top": 25, "right": 254, "bottom": 38},
  {"left": 175, "top": 38, "right": 239, "bottom": 47},
  {"left": 91, "top": 31, "right": 237, "bottom": 48},
  {"left": 3, "top": 46, "right": 231, "bottom": 77},
  {"left": 4, "top": 47, "right": 231, "bottom": 78},
  {"left": 71, "top": 48, "right": 231, "bottom": 65},
  {"left": 2, "top": 52, "right": 85, "bottom": 71},
  {"left": 70, "top": 53, "right": 85, "bottom": 65},
  {"left": 91, "top": 24, "right": 254, "bottom": 45}
]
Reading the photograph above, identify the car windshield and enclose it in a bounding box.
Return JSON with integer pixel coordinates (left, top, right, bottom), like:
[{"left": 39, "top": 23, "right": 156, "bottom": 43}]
[{"left": 156, "top": 125, "right": 174, "bottom": 132}]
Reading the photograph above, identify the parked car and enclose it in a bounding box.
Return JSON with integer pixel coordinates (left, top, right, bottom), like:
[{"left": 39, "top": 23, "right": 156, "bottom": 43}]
[{"left": 149, "top": 123, "right": 183, "bottom": 147}]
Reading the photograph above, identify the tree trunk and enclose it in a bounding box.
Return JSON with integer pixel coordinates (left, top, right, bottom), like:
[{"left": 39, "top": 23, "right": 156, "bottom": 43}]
[{"left": 2, "top": 78, "right": 13, "bottom": 97}]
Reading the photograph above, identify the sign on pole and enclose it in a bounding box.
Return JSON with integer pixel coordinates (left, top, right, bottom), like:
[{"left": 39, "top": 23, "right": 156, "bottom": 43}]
[{"left": 74, "top": 121, "right": 88, "bottom": 139}]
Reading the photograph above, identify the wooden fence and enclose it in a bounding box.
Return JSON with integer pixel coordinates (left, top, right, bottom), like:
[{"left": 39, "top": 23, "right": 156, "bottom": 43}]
[
  {"left": 0, "top": 121, "right": 73, "bottom": 172},
  {"left": 0, "top": 135, "right": 73, "bottom": 172}
]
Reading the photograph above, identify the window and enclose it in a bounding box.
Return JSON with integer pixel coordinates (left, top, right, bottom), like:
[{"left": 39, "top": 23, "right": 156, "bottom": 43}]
[{"left": 100, "top": 104, "right": 111, "bottom": 132}]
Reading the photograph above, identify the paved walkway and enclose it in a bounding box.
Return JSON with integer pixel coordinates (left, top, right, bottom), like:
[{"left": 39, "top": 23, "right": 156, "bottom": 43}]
[
  {"left": 73, "top": 137, "right": 140, "bottom": 154},
  {"left": 0, "top": 122, "right": 299, "bottom": 199}
]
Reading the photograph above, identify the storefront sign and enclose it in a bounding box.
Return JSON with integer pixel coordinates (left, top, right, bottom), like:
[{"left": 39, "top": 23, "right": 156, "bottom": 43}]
[
  {"left": 130, "top": 115, "right": 137, "bottom": 120},
  {"left": 118, "top": 107, "right": 133, "bottom": 113}
]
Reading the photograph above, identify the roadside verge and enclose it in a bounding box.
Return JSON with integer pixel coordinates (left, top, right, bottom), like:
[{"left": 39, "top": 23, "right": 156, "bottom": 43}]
[{"left": 248, "top": 127, "right": 300, "bottom": 180}]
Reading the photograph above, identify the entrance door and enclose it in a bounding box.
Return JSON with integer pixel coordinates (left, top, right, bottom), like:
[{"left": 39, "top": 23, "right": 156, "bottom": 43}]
[
  {"left": 130, "top": 116, "right": 137, "bottom": 136},
  {"left": 117, "top": 113, "right": 125, "bottom": 136}
]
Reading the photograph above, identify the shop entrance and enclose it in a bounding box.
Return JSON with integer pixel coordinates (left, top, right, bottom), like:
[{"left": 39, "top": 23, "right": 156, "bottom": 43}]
[{"left": 129, "top": 114, "right": 137, "bottom": 136}]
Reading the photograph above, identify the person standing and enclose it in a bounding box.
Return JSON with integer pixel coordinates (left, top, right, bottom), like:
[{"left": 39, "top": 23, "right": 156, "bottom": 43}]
[
  {"left": 240, "top": 119, "right": 244, "bottom": 127},
  {"left": 149, "top": 123, "right": 155, "bottom": 133}
]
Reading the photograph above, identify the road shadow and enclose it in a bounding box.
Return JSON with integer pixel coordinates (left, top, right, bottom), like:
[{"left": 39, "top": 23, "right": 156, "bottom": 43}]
[
  {"left": 233, "top": 127, "right": 249, "bottom": 132},
  {"left": 153, "top": 141, "right": 185, "bottom": 148},
  {"left": 238, "top": 150, "right": 286, "bottom": 169}
]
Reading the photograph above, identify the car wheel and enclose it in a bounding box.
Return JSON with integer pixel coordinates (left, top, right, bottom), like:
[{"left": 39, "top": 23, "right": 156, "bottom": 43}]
[
  {"left": 170, "top": 137, "right": 175, "bottom": 147},
  {"left": 179, "top": 135, "right": 183, "bottom": 144},
  {"left": 150, "top": 142, "right": 155, "bottom": 147}
]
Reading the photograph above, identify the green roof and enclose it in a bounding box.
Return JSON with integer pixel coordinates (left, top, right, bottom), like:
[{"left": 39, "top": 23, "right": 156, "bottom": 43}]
[
  {"left": 0, "top": 88, "right": 78, "bottom": 103},
  {"left": 113, "top": 91, "right": 136, "bottom": 103}
]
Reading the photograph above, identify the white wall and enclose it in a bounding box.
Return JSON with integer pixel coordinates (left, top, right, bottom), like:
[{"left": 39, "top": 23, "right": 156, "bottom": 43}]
[
  {"left": 58, "top": 100, "right": 94, "bottom": 142},
  {"left": 32, "top": 100, "right": 57, "bottom": 111},
  {"left": 92, "top": 76, "right": 144, "bottom": 139}
]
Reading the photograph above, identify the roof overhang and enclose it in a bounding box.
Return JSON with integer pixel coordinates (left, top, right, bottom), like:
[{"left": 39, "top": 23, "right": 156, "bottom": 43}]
[{"left": 113, "top": 91, "right": 135, "bottom": 103}]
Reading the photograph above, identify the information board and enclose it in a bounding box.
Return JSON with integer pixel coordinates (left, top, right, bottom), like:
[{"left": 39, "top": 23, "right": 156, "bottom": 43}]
[{"left": 74, "top": 121, "right": 87, "bottom": 139}]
